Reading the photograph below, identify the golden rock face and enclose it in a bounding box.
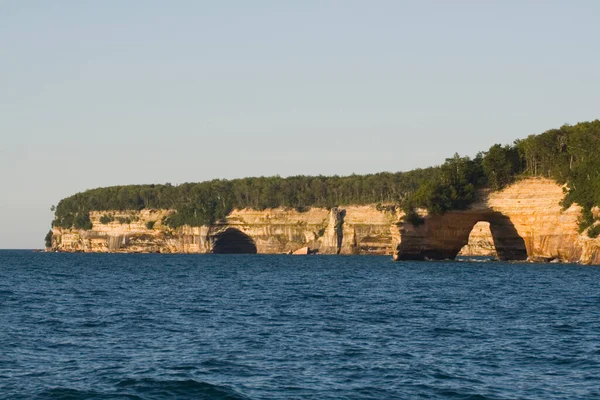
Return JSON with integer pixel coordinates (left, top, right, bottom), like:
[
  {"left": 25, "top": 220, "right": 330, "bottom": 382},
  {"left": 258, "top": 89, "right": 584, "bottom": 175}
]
[
  {"left": 50, "top": 178, "right": 600, "bottom": 263},
  {"left": 51, "top": 205, "right": 402, "bottom": 255},
  {"left": 395, "top": 177, "right": 600, "bottom": 263},
  {"left": 458, "top": 222, "right": 496, "bottom": 257}
]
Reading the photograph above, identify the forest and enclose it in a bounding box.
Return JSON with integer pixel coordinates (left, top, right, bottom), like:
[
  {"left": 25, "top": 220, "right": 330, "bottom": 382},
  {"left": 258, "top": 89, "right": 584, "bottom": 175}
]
[
  {"left": 52, "top": 120, "right": 600, "bottom": 236},
  {"left": 51, "top": 168, "right": 435, "bottom": 229}
]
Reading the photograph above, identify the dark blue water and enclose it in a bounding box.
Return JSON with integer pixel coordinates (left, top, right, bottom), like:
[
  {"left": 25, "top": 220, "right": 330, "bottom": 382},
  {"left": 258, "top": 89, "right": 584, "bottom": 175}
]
[{"left": 1, "top": 251, "right": 599, "bottom": 399}]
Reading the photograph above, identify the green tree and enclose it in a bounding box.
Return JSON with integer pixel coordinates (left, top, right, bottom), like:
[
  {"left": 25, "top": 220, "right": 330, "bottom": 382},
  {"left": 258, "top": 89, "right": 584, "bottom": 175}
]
[
  {"left": 44, "top": 230, "right": 53, "bottom": 248},
  {"left": 482, "top": 144, "right": 520, "bottom": 190}
]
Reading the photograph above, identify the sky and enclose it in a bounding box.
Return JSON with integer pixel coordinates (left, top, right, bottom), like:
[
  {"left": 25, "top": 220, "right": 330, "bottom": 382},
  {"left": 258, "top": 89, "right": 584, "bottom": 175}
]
[{"left": 1, "top": 1, "right": 599, "bottom": 248}]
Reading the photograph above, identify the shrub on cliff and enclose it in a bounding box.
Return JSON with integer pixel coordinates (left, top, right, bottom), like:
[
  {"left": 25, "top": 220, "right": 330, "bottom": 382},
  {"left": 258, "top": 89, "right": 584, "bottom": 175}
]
[
  {"left": 99, "top": 215, "right": 114, "bottom": 224},
  {"left": 44, "top": 230, "right": 53, "bottom": 248},
  {"left": 587, "top": 224, "right": 600, "bottom": 239},
  {"left": 403, "top": 210, "right": 425, "bottom": 226},
  {"left": 73, "top": 213, "right": 92, "bottom": 230}
]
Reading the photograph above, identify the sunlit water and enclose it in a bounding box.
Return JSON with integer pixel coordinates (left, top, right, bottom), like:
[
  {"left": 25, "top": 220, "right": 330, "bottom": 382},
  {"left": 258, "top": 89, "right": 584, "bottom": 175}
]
[{"left": 1, "top": 251, "right": 599, "bottom": 399}]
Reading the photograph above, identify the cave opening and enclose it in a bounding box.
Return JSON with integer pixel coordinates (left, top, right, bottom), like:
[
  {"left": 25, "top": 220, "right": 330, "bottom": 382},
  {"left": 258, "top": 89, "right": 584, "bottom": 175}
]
[{"left": 211, "top": 228, "right": 257, "bottom": 254}]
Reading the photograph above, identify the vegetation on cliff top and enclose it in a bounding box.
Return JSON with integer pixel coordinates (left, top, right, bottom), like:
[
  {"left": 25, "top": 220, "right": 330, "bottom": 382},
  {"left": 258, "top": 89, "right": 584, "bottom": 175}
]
[
  {"left": 52, "top": 169, "right": 435, "bottom": 229},
  {"left": 52, "top": 120, "right": 600, "bottom": 234},
  {"left": 402, "top": 120, "right": 600, "bottom": 234}
]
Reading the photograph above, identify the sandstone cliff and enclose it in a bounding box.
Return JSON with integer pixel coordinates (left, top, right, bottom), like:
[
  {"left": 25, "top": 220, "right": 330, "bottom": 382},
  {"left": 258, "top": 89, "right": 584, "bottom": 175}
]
[
  {"left": 50, "top": 206, "right": 402, "bottom": 255},
  {"left": 50, "top": 178, "right": 600, "bottom": 263},
  {"left": 394, "top": 177, "right": 600, "bottom": 264}
]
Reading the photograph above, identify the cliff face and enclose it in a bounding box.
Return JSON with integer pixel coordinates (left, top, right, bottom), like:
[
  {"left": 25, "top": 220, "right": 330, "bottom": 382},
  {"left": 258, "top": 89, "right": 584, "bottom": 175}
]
[
  {"left": 50, "top": 178, "right": 600, "bottom": 263},
  {"left": 50, "top": 206, "right": 402, "bottom": 255},
  {"left": 394, "top": 178, "right": 600, "bottom": 263}
]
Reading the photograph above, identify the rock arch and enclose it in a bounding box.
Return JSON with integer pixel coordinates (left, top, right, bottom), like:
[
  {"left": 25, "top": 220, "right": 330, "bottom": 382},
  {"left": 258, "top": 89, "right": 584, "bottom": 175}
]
[
  {"left": 210, "top": 228, "right": 257, "bottom": 254},
  {"left": 394, "top": 211, "right": 528, "bottom": 261}
]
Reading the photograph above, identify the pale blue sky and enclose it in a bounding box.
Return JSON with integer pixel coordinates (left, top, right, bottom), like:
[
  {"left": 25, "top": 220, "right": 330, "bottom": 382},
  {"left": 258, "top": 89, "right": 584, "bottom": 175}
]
[{"left": 1, "top": 1, "right": 599, "bottom": 248}]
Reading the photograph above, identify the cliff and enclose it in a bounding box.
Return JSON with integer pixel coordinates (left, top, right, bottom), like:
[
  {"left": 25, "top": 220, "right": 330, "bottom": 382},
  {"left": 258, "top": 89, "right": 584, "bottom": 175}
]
[
  {"left": 50, "top": 206, "right": 402, "bottom": 255},
  {"left": 394, "top": 177, "right": 600, "bottom": 264},
  {"left": 50, "top": 178, "right": 600, "bottom": 263}
]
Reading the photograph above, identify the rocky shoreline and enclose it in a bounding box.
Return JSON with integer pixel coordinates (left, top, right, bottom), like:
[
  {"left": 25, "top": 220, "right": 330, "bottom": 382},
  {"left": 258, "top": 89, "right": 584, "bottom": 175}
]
[{"left": 48, "top": 178, "right": 600, "bottom": 264}]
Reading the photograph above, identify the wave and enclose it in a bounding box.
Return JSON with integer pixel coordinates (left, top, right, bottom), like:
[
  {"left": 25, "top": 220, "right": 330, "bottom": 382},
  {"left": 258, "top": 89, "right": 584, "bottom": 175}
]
[
  {"left": 115, "top": 377, "right": 252, "bottom": 399},
  {"left": 34, "top": 387, "right": 135, "bottom": 399},
  {"left": 35, "top": 379, "right": 252, "bottom": 400},
  {"left": 431, "top": 327, "right": 468, "bottom": 335},
  {"left": 433, "top": 389, "right": 499, "bottom": 400}
]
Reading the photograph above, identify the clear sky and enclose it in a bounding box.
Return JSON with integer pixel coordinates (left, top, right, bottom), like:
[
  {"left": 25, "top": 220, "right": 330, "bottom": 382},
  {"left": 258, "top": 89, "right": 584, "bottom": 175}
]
[{"left": 1, "top": 1, "right": 599, "bottom": 248}]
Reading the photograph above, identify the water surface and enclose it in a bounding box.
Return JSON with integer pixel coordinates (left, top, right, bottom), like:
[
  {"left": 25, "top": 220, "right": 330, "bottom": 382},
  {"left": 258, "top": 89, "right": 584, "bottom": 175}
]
[{"left": 1, "top": 251, "right": 599, "bottom": 399}]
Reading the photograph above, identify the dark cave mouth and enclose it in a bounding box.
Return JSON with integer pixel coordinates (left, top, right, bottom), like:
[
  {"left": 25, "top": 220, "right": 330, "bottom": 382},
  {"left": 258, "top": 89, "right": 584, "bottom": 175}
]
[{"left": 211, "top": 228, "right": 257, "bottom": 254}]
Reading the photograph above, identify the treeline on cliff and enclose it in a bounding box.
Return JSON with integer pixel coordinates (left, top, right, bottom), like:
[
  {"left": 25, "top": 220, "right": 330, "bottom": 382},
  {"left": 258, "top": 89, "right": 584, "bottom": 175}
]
[
  {"left": 516, "top": 120, "right": 600, "bottom": 235},
  {"left": 52, "top": 169, "right": 436, "bottom": 229},
  {"left": 52, "top": 120, "right": 600, "bottom": 236},
  {"left": 402, "top": 119, "right": 600, "bottom": 235}
]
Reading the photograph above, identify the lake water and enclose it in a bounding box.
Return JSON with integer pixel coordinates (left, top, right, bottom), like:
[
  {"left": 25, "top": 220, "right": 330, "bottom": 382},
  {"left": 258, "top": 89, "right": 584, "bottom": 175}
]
[{"left": 1, "top": 250, "right": 599, "bottom": 399}]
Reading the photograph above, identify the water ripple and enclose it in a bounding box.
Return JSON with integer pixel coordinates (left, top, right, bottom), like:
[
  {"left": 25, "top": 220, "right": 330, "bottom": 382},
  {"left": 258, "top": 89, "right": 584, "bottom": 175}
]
[{"left": 0, "top": 251, "right": 599, "bottom": 399}]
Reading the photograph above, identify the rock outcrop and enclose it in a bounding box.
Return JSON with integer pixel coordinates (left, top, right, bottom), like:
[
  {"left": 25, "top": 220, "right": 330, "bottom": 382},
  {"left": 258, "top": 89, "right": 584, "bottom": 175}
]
[
  {"left": 50, "top": 178, "right": 600, "bottom": 263},
  {"left": 394, "top": 178, "right": 600, "bottom": 263},
  {"left": 457, "top": 222, "right": 496, "bottom": 257},
  {"left": 50, "top": 206, "right": 402, "bottom": 255}
]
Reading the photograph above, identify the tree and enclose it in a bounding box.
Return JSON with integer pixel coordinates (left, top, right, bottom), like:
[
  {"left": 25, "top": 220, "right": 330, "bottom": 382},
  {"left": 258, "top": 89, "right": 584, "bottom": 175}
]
[
  {"left": 44, "top": 230, "right": 53, "bottom": 248},
  {"left": 482, "top": 144, "right": 520, "bottom": 190}
]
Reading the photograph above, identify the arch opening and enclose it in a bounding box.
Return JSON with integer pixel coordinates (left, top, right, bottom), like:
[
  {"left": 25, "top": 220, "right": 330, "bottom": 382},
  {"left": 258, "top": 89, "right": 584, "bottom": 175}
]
[
  {"left": 211, "top": 228, "right": 257, "bottom": 254},
  {"left": 455, "top": 214, "right": 528, "bottom": 261},
  {"left": 458, "top": 221, "right": 498, "bottom": 260}
]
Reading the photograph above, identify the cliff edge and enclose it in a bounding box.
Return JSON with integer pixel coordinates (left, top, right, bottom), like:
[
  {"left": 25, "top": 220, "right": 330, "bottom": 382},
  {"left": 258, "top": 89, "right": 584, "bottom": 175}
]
[{"left": 49, "top": 178, "right": 600, "bottom": 263}]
